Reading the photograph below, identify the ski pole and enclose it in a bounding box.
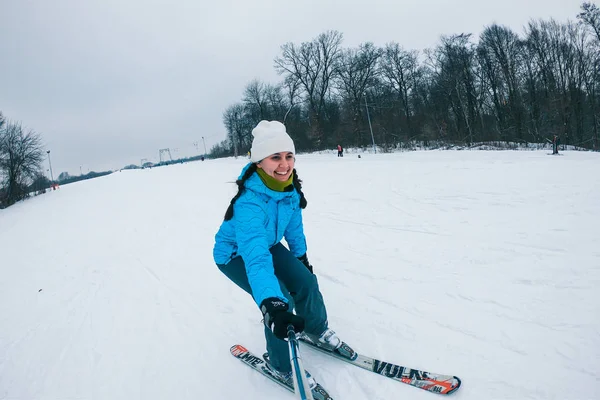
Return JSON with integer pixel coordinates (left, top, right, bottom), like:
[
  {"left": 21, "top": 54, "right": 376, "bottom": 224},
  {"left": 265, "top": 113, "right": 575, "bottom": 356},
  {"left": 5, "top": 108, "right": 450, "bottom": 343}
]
[{"left": 287, "top": 324, "right": 314, "bottom": 400}]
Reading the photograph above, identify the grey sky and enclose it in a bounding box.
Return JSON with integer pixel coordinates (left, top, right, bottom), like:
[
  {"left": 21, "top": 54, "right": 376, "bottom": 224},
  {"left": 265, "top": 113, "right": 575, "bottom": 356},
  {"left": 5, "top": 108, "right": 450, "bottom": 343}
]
[{"left": 1, "top": 0, "right": 582, "bottom": 175}]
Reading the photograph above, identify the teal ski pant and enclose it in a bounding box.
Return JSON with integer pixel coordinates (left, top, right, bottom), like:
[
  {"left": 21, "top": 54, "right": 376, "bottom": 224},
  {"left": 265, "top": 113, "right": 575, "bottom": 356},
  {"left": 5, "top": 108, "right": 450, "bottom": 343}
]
[{"left": 218, "top": 242, "right": 329, "bottom": 373}]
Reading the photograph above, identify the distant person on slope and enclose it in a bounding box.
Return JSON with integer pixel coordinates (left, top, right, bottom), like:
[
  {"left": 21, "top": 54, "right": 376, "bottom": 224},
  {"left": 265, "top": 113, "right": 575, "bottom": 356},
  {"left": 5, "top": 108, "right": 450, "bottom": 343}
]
[{"left": 213, "top": 120, "right": 353, "bottom": 386}]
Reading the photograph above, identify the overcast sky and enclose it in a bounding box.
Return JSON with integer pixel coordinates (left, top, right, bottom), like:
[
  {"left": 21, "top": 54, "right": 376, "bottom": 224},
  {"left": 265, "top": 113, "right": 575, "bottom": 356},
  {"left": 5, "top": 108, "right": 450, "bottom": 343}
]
[{"left": 0, "top": 0, "right": 582, "bottom": 175}]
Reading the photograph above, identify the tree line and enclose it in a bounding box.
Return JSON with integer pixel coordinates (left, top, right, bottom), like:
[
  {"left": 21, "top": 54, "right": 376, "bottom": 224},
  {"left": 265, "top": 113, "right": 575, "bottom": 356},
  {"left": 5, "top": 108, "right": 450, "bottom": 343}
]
[
  {"left": 216, "top": 3, "right": 600, "bottom": 157},
  {"left": 1, "top": 111, "right": 122, "bottom": 209},
  {"left": 0, "top": 112, "right": 47, "bottom": 208}
]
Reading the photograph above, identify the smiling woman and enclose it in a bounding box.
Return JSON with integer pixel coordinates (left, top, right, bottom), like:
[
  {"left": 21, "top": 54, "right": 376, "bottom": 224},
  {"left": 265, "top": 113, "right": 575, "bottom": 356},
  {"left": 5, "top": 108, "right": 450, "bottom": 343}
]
[{"left": 212, "top": 120, "right": 354, "bottom": 391}]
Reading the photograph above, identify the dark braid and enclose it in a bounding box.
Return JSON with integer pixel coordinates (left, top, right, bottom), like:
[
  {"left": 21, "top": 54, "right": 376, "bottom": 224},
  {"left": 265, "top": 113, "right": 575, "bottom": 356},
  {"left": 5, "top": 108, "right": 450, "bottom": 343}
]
[
  {"left": 292, "top": 168, "right": 307, "bottom": 209},
  {"left": 224, "top": 163, "right": 258, "bottom": 221}
]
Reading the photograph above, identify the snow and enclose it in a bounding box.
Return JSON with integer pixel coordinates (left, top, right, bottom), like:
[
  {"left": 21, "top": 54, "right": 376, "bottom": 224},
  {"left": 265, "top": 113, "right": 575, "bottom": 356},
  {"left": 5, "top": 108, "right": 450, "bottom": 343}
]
[{"left": 1, "top": 150, "right": 599, "bottom": 400}]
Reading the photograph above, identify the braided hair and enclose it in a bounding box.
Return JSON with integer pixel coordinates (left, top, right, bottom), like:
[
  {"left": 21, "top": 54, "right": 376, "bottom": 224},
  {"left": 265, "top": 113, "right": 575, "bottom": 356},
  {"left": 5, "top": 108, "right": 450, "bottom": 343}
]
[
  {"left": 292, "top": 169, "right": 307, "bottom": 209},
  {"left": 223, "top": 165, "right": 307, "bottom": 221}
]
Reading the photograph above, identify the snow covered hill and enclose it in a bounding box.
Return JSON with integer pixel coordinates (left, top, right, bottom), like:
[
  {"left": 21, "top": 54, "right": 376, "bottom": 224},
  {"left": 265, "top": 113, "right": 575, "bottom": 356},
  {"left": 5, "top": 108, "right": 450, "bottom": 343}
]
[{"left": 1, "top": 150, "right": 599, "bottom": 400}]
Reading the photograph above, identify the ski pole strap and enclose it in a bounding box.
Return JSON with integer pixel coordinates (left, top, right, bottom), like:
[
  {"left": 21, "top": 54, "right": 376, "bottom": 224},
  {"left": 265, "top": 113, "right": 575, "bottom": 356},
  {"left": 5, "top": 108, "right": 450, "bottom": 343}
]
[{"left": 287, "top": 325, "right": 314, "bottom": 400}]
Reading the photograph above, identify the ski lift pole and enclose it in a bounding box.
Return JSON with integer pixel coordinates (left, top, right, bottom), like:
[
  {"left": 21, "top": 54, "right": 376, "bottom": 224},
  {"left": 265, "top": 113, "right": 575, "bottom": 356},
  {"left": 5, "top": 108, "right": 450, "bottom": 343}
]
[{"left": 287, "top": 325, "right": 314, "bottom": 400}]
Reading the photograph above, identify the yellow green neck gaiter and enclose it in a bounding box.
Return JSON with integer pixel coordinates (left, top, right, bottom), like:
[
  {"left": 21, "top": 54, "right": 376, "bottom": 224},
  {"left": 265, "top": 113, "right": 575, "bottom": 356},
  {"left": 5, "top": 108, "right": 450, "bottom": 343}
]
[{"left": 257, "top": 168, "right": 294, "bottom": 192}]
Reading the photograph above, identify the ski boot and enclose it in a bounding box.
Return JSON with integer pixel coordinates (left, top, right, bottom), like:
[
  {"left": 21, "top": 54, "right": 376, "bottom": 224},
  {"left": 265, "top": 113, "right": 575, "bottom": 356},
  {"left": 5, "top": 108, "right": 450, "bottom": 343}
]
[
  {"left": 299, "top": 328, "right": 358, "bottom": 361},
  {"left": 261, "top": 353, "right": 332, "bottom": 400}
]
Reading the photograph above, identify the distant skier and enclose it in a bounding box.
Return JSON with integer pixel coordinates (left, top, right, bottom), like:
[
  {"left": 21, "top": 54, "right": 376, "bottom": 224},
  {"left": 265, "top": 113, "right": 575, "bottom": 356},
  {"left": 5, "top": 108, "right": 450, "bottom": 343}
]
[
  {"left": 213, "top": 120, "right": 351, "bottom": 387},
  {"left": 552, "top": 135, "right": 561, "bottom": 155},
  {"left": 337, "top": 144, "right": 344, "bottom": 157}
]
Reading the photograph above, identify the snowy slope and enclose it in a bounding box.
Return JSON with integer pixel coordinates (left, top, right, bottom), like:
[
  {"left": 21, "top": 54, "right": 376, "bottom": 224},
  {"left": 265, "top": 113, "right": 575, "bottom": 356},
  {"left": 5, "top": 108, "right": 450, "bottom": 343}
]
[{"left": 1, "top": 151, "right": 599, "bottom": 400}]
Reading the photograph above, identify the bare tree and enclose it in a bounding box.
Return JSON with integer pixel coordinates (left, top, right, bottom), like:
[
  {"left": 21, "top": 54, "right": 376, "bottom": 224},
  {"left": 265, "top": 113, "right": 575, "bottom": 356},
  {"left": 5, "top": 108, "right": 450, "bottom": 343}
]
[
  {"left": 275, "top": 30, "right": 343, "bottom": 147},
  {"left": 29, "top": 172, "right": 51, "bottom": 194},
  {"left": 280, "top": 76, "right": 302, "bottom": 123},
  {"left": 335, "top": 42, "right": 382, "bottom": 145},
  {"left": 478, "top": 24, "right": 526, "bottom": 141},
  {"left": 525, "top": 19, "right": 590, "bottom": 145},
  {"left": 243, "top": 80, "right": 293, "bottom": 126},
  {"left": 379, "top": 43, "right": 419, "bottom": 140},
  {"left": 0, "top": 121, "right": 45, "bottom": 206},
  {"left": 578, "top": 2, "right": 600, "bottom": 42},
  {"left": 567, "top": 22, "right": 591, "bottom": 146},
  {"left": 430, "top": 34, "right": 480, "bottom": 143},
  {"left": 243, "top": 79, "right": 268, "bottom": 121},
  {"left": 263, "top": 84, "right": 287, "bottom": 122},
  {"left": 578, "top": 2, "right": 600, "bottom": 149},
  {"left": 222, "top": 103, "right": 253, "bottom": 157}
]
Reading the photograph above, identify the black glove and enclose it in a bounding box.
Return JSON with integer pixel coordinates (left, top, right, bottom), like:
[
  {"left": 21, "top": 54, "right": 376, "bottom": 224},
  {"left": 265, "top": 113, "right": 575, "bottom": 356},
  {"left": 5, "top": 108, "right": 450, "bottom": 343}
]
[
  {"left": 260, "top": 297, "right": 305, "bottom": 340},
  {"left": 297, "top": 253, "right": 313, "bottom": 274}
]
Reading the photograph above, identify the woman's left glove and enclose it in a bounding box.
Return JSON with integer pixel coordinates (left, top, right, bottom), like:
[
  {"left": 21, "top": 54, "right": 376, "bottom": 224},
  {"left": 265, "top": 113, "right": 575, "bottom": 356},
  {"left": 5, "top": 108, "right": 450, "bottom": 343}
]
[{"left": 297, "top": 253, "right": 313, "bottom": 274}]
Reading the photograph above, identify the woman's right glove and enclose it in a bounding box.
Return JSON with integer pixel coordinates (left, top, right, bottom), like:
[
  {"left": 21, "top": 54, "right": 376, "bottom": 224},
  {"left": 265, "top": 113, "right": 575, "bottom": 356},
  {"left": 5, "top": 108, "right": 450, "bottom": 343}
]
[
  {"left": 297, "top": 253, "right": 313, "bottom": 274},
  {"left": 260, "top": 297, "right": 305, "bottom": 340}
]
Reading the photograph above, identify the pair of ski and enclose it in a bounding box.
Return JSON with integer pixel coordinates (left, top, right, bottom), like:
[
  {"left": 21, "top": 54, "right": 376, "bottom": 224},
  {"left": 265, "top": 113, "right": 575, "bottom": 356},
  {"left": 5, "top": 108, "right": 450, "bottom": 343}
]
[{"left": 231, "top": 335, "right": 461, "bottom": 399}]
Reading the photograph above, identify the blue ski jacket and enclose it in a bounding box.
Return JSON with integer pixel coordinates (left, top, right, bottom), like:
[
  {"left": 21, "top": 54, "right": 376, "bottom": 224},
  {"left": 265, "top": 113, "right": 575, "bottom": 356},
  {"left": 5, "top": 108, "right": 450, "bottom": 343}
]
[{"left": 213, "top": 163, "right": 307, "bottom": 307}]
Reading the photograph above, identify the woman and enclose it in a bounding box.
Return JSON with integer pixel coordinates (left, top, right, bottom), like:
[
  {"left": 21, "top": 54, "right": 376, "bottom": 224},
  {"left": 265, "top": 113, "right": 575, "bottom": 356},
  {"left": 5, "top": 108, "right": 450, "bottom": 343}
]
[{"left": 213, "top": 120, "right": 351, "bottom": 385}]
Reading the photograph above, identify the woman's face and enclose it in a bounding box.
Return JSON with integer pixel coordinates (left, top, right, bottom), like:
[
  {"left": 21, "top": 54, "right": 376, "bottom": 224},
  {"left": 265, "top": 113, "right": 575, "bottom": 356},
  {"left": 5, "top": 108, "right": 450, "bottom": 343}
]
[{"left": 258, "top": 152, "right": 295, "bottom": 182}]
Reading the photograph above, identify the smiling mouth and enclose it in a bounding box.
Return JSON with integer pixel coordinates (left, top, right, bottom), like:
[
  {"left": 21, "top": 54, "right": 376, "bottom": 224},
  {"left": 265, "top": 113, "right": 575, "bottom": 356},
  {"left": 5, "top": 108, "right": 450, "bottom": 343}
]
[{"left": 275, "top": 170, "right": 289, "bottom": 175}]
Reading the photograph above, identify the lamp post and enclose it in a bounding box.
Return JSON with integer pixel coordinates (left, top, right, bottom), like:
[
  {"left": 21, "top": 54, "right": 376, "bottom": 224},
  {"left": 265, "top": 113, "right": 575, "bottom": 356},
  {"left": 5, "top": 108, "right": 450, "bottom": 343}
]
[
  {"left": 364, "top": 93, "right": 376, "bottom": 154},
  {"left": 46, "top": 150, "right": 54, "bottom": 183}
]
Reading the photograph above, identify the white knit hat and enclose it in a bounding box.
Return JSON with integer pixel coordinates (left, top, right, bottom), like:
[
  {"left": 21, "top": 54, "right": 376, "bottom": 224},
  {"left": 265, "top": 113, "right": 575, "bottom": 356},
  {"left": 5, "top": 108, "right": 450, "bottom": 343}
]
[{"left": 250, "top": 120, "right": 295, "bottom": 163}]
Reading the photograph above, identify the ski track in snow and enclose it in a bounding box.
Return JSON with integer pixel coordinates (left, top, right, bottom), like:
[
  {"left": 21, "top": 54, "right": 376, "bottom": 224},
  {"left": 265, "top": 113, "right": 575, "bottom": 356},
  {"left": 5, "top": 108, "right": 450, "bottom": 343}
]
[{"left": 0, "top": 150, "right": 599, "bottom": 400}]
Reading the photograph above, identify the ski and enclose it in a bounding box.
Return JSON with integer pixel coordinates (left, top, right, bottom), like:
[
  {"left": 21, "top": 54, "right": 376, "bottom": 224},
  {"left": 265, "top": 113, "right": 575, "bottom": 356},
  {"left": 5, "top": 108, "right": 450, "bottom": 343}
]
[
  {"left": 230, "top": 344, "right": 333, "bottom": 400},
  {"left": 298, "top": 336, "right": 461, "bottom": 395}
]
